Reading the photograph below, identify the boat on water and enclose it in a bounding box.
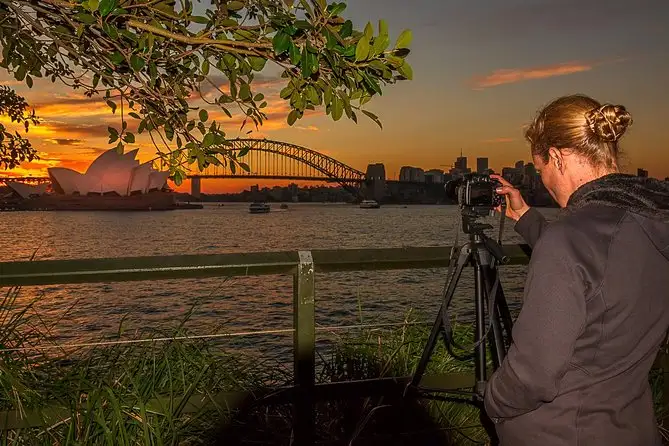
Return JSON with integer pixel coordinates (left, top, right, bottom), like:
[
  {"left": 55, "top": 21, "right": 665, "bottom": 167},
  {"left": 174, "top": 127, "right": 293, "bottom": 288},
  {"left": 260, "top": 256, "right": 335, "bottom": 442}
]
[
  {"left": 249, "top": 202, "right": 271, "bottom": 214},
  {"left": 359, "top": 199, "right": 380, "bottom": 209}
]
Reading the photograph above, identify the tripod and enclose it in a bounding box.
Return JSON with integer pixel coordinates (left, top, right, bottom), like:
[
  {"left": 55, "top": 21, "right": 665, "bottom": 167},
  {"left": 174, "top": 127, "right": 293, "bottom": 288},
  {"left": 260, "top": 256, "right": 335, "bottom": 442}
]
[{"left": 404, "top": 207, "right": 515, "bottom": 444}]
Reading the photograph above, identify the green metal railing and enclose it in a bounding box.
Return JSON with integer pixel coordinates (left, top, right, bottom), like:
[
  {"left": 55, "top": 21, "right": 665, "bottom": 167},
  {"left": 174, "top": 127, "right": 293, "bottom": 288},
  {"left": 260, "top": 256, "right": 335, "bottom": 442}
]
[{"left": 1, "top": 244, "right": 667, "bottom": 444}]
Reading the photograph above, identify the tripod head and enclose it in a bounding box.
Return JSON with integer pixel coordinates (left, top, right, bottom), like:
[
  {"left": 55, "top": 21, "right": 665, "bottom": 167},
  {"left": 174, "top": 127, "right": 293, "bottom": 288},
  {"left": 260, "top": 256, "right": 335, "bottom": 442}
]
[{"left": 460, "top": 206, "right": 510, "bottom": 265}]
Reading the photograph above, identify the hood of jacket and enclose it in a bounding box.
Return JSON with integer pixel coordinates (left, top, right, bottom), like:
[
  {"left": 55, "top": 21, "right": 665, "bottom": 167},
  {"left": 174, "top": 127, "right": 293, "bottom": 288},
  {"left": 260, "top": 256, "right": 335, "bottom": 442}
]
[{"left": 566, "top": 173, "right": 669, "bottom": 259}]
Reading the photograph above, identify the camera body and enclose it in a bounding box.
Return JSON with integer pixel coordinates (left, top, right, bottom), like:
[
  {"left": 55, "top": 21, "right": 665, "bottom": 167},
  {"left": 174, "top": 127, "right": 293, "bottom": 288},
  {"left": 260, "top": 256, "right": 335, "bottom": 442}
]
[{"left": 445, "top": 173, "right": 503, "bottom": 209}]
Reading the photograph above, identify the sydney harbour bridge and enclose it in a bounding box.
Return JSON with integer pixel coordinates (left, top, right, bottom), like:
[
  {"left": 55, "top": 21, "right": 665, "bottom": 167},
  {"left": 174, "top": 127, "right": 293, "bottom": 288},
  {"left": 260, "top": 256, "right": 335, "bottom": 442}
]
[{"left": 0, "top": 139, "right": 430, "bottom": 200}]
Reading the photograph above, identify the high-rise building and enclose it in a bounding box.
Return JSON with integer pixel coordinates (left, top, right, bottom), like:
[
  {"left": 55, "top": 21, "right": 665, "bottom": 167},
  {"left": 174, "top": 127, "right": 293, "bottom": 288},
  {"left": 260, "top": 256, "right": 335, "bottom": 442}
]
[
  {"left": 476, "top": 157, "right": 489, "bottom": 174},
  {"left": 455, "top": 156, "right": 467, "bottom": 171},
  {"left": 399, "top": 166, "right": 425, "bottom": 182},
  {"left": 365, "top": 163, "right": 386, "bottom": 181},
  {"left": 425, "top": 169, "right": 445, "bottom": 184},
  {"left": 638, "top": 168, "right": 648, "bottom": 178}
]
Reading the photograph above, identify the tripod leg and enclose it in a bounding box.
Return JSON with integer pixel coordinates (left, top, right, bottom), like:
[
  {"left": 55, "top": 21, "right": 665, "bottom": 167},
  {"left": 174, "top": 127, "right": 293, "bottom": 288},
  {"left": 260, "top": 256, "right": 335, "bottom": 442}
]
[
  {"left": 474, "top": 263, "right": 502, "bottom": 446},
  {"left": 407, "top": 246, "right": 471, "bottom": 392},
  {"left": 481, "top": 266, "right": 505, "bottom": 369},
  {"left": 485, "top": 264, "right": 514, "bottom": 351},
  {"left": 473, "top": 263, "right": 486, "bottom": 393},
  {"left": 496, "top": 284, "right": 515, "bottom": 350}
]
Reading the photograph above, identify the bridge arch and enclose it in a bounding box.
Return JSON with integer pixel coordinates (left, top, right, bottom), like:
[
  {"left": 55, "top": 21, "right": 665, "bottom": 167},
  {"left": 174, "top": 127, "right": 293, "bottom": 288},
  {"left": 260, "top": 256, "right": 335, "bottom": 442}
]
[{"left": 191, "top": 138, "right": 367, "bottom": 195}]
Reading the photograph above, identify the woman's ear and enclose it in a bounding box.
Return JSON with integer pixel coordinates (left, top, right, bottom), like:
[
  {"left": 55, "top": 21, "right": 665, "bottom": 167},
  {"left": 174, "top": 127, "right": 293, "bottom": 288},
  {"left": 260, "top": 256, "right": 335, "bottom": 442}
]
[{"left": 548, "top": 147, "right": 564, "bottom": 174}]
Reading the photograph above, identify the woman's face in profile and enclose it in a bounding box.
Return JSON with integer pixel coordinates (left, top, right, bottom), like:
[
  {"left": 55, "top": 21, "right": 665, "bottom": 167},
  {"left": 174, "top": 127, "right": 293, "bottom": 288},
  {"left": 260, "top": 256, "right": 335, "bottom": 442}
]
[{"left": 532, "top": 154, "right": 561, "bottom": 205}]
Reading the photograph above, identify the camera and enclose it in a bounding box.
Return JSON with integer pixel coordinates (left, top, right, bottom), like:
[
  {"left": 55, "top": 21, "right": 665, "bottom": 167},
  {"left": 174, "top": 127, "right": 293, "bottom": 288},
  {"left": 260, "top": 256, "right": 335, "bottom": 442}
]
[{"left": 445, "top": 173, "right": 503, "bottom": 209}]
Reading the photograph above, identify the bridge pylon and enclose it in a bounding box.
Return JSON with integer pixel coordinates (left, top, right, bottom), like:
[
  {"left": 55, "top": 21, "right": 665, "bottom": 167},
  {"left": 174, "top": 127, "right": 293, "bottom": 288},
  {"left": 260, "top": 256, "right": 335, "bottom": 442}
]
[{"left": 191, "top": 177, "right": 202, "bottom": 199}]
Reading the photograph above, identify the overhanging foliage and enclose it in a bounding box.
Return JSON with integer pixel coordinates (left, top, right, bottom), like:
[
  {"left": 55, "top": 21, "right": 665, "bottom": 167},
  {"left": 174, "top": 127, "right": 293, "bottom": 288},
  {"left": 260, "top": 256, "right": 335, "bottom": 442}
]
[{"left": 0, "top": 0, "right": 413, "bottom": 183}]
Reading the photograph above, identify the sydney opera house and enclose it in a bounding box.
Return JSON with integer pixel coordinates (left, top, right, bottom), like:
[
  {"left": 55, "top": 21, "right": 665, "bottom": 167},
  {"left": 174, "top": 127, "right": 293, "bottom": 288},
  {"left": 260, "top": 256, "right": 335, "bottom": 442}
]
[{"left": 1, "top": 148, "right": 197, "bottom": 211}]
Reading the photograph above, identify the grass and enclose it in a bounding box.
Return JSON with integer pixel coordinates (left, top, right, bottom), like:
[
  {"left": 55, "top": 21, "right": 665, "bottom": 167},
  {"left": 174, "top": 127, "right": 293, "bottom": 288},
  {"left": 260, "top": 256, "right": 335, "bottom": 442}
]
[{"left": 0, "top": 287, "right": 667, "bottom": 445}]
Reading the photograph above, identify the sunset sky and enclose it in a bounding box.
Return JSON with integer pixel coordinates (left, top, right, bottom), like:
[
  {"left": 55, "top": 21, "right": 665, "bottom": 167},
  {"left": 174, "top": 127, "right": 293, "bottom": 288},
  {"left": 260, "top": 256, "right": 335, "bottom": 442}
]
[{"left": 1, "top": 0, "right": 668, "bottom": 193}]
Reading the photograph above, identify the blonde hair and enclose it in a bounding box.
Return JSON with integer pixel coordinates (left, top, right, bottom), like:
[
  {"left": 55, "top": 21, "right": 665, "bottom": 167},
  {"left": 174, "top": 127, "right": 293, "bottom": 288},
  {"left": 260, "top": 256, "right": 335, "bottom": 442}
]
[{"left": 524, "top": 94, "right": 632, "bottom": 170}]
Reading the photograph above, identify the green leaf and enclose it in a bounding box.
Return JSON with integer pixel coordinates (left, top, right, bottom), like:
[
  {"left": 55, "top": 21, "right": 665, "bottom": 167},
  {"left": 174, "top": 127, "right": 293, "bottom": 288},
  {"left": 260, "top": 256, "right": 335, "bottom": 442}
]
[
  {"left": 332, "top": 96, "right": 343, "bottom": 121},
  {"left": 202, "top": 132, "right": 215, "bottom": 147},
  {"left": 294, "top": 20, "right": 311, "bottom": 30},
  {"left": 106, "top": 100, "right": 117, "bottom": 114},
  {"left": 239, "top": 83, "right": 251, "bottom": 101},
  {"left": 379, "top": 19, "right": 388, "bottom": 36},
  {"left": 324, "top": 86, "right": 333, "bottom": 106},
  {"left": 289, "top": 43, "right": 301, "bottom": 65},
  {"left": 254, "top": 93, "right": 264, "bottom": 102},
  {"left": 248, "top": 56, "right": 267, "bottom": 71},
  {"left": 272, "top": 31, "right": 291, "bottom": 55},
  {"left": 238, "top": 146, "right": 251, "bottom": 157},
  {"left": 92, "top": 73, "right": 100, "bottom": 88},
  {"left": 364, "top": 22, "right": 373, "bottom": 40},
  {"left": 165, "top": 123, "right": 174, "bottom": 140},
  {"left": 130, "top": 55, "right": 145, "bottom": 72},
  {"left": 287, "top": 110, "right": 299, "bottom": 126},
  {"left": 369, "top": 60, "right": 387, "bottom": 72},
  {"left": 123, "top": 132, "right": 135, "bottom": 143},
  {"left": 88, "top": 0, "right": 100, "bottom": 11},
  {"left": 227, "top": 1, "right": 245, "bottom": 10},
  {"left": 340, "top": 20, "right": 353, "bottom": 38},
  {"left": 362, "top": 109, "right": 383, "bottom": 129},
  {"left": 395, "top": 29, "right": 412, "bottom": 49},
  {"left": 98, "top": 0, "right": 116, "bottom": 16},
  {"left": 328, "top": 2, "right": 347, "bottom": 16},
  {"left": 172, "top": 170, "right": 184, "bottom": 186},
  {"left": 25, "top": 75, "right": 32, "bottom": 88},
  {"left": 362, "top": 72, "right": 382, "bottom": 95},
  {"left": 372, "top": 34, "right": 390, "bottom": 55},
  {"left": 199, "top": 109, "right": 208, "bottom": 122},
  {"left": 108, "top": 126, "right": 118, "bottom": 143},
  {"left": 108, "top": 51, "right": 124, "bottom": 65},
  {"left": 280, "top": 85, "right": 294, "bottom": 99},
  {"left": 300, "top": 48, "right": 313, "bottom": 78},
  {"left": 201, "top": 60, "right": 210, "bottom": 75},
  {"left": 355, "top": 35, "right": 370, "bottom": 62},
  {"left": 74, "top": 12, "right": 96, "bottom": 25},
  {"left": 239, "top": 162, "right": 250, "bottom": 172},
  {"left": 397, "top": 61, "right": 413, "bottom": 80},
  {"left": 306, "top": 85, "right": 319, "bottom": 105},
  {"left": 188, "top": 15, "right": 209, "bottom": 24},
  {"left": 385, "top": 55, "right": 404, "bottom": 68}
]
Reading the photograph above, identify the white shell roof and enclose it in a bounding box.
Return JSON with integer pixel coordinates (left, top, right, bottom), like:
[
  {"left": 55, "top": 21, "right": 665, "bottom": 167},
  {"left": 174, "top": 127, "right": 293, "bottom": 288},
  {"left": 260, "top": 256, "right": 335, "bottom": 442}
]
[
  {"left": 6, "top": 182, "right": 49, "bottom": 199},
  {"left": 48, "top": 148, "right": 169, "bottom": 196}
]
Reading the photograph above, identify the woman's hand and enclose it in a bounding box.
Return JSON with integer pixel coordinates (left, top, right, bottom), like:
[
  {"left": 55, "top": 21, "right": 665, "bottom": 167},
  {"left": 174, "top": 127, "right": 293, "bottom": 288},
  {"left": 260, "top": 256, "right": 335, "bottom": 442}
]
[{"left": 490, "top": 174, "right": 530, "bottom": 221}]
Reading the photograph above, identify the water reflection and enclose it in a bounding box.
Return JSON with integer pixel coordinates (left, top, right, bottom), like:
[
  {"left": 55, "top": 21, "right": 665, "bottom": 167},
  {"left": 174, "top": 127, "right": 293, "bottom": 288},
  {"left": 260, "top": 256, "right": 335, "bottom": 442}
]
[{"left": 0, "top": 203, "right": 559, "bottom": 360}]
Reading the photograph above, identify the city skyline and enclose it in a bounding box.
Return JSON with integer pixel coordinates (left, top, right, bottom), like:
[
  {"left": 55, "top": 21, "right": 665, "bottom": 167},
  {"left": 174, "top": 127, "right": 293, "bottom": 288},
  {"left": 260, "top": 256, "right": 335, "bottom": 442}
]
[{"left": 1, "top": 0, "right": 668, "bottom": 193}]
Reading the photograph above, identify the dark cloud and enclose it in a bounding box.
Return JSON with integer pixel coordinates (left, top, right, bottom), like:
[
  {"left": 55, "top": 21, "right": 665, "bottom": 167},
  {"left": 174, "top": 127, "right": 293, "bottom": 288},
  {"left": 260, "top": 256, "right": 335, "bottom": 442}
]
[{"left": 44, "top": 121, "right": 120, "bottom": 138}]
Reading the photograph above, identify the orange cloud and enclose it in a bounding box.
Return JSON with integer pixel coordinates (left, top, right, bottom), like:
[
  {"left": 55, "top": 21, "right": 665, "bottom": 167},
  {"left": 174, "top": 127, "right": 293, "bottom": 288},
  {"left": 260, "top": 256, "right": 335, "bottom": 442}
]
[
  {"left": 471, "top": 61, "right": 594, "bottom": 89},
  {"left": 208, "top": 96, "right": 323, "bottom": 135},
  {"left": 481, "top": 137, "right": 514, "bottom": 143}
]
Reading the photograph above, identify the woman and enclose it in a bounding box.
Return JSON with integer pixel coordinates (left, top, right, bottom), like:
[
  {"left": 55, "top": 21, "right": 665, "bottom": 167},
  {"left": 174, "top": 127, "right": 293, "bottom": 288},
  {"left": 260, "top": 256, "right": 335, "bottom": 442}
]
[{"left": 483, "top": 94, "right": 669, "bottom": 445}]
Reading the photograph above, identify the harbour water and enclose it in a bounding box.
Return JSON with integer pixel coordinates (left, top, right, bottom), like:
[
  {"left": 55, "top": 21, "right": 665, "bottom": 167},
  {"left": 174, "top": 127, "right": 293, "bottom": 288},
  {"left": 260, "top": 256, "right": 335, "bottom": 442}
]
[{"left": 0, "top": 203, "right": 560, "bottom": 360}]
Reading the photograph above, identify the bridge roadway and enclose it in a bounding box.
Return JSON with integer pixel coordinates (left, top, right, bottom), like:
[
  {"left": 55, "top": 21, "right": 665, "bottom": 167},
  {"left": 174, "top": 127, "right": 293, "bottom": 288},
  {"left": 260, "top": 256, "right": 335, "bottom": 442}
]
[
  {"left": 0, "top": 138, "right": 442, "bottom": 199},
  {"left": 0, "top": 175, "right": 435, "bottom": 186}
]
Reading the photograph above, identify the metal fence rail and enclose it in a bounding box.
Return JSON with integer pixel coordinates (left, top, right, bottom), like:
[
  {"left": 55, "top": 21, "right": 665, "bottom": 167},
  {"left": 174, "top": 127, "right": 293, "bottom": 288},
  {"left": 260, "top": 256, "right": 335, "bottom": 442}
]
[{"left": 1, "top": 244, "right": 667, "bottom": 445}]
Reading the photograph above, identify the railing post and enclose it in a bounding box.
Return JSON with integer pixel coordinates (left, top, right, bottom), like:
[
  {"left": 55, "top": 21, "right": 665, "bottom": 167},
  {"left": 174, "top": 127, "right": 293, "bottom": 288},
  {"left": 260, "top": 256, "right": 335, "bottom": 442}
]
[{"left": 293, "top": 251, "right": 315, "bottom": 445}]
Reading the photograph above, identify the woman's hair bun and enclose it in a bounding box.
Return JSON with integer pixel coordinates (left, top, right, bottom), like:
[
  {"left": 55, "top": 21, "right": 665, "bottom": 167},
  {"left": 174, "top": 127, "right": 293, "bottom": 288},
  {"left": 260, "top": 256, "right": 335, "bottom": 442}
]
[{"left": 585, "top": 104, "right": 632, "bottom": 143}]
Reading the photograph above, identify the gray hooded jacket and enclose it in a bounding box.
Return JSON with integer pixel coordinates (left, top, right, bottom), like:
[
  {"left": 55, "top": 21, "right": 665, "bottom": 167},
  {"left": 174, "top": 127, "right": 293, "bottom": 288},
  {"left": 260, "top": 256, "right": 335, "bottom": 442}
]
[{"left": 484, "top": 173, "right": 669, "bottom": 445}]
